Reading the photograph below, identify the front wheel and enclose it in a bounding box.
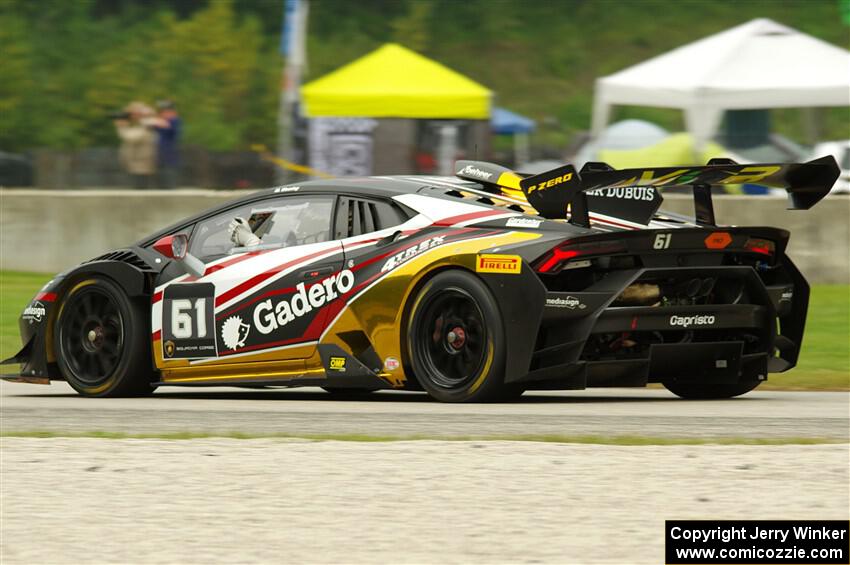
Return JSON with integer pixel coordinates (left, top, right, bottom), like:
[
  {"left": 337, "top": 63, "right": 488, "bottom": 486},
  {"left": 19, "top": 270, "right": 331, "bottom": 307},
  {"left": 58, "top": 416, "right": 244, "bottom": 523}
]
[
  {"left": 662, "top": 380, "right": 761, "bottom": 399},
  {"left": 407, "top": 270, "right": 507, "bottom": 403},
  {"left": 54, "top": 277, "right": 153, "bottom": 397}
]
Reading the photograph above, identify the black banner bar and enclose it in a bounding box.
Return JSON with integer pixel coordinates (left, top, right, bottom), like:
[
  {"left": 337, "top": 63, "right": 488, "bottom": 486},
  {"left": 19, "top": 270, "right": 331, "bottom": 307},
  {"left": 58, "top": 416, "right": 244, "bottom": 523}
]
[{"left": 666, "top": 520, "right": 849, "bottom": 564}]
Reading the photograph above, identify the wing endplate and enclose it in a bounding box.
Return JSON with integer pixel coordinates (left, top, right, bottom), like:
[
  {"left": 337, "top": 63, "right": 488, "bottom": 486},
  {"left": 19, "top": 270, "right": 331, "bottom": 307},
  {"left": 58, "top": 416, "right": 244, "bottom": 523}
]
[{"left": 517, "top": 164, "right": 580, "bottom": 220}]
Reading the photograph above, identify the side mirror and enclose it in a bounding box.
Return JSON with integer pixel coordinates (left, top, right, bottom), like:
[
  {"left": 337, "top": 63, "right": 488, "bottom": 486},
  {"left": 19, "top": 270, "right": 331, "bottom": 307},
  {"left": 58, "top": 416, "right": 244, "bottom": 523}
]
[
  {"left": 153, "top": 234, "right": 204, "bottom": 277},
  {"left": 153, "top": 234, "right": 188, "bottom": 260}
]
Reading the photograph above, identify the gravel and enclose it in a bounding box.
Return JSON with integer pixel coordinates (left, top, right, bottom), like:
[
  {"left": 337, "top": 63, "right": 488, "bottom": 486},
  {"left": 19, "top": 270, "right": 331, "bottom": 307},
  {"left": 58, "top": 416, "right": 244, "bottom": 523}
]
[{"left": 1, "top": 438, "right": 847, "bottom": 564}]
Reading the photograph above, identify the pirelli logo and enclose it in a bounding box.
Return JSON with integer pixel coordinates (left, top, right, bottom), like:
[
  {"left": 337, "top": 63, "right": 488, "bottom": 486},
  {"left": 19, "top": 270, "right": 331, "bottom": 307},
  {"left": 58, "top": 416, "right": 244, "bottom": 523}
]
[{"left": 476, "top": 254, "right": 522, "bottom": 274}]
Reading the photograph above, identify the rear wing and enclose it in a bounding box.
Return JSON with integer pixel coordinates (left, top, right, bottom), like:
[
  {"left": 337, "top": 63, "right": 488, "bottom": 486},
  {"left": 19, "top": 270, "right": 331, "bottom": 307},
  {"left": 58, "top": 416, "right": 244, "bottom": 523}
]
[{"left": 455, "top": 156, "right": 840, "bottom": 227}]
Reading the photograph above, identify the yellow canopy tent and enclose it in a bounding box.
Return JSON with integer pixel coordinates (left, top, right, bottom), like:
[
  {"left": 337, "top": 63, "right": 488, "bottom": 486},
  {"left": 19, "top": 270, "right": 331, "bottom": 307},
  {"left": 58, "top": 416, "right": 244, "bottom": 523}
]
[{"left": 301, "top": 43, "right": 492, "bottom": 119}]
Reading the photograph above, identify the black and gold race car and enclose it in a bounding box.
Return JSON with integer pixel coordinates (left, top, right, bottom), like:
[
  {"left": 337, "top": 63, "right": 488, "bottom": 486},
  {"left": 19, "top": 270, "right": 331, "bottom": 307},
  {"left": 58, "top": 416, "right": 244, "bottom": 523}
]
[{"left": 1, "top": 157, "right": 839, "bottom": 402}]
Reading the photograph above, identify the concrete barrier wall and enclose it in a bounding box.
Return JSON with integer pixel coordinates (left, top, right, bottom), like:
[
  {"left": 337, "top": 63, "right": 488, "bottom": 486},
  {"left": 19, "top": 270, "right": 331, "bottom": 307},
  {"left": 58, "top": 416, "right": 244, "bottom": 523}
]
[
  {"left": 1, "top": 189, "right": 848, "bottom": 283},
  {"left": 1, "top": 189, "right": 241, "bottom": 275}
]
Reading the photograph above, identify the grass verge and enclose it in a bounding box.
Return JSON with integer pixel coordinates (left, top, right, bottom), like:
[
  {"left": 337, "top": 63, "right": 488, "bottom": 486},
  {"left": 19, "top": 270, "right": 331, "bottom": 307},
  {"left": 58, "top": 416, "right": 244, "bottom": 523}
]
[
  {"left": 0, "top": 271, "right": 52, "bottom": 360},
  {"left": 0, "top": 430, "right": 845, "bottom": 445},
  {"left": 1, "top": 271, "right": 847, "bottom": 389}
]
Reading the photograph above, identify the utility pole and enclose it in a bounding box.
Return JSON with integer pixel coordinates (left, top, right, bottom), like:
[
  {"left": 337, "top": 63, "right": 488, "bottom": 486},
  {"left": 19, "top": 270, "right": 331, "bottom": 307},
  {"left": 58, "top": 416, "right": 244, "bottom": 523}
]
[{"left": 276, "top": 0, "right": 308, "bottom": 185}]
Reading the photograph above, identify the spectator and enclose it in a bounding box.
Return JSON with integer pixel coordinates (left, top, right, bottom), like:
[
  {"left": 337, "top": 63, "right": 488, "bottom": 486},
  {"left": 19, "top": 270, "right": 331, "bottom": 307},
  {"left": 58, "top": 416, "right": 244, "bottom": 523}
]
[
  {"left": 152, "top": 100, "right": 181, "bottom": 188},
  {"left": 114, "top": 102, "right": 157, "bottom": 189}
]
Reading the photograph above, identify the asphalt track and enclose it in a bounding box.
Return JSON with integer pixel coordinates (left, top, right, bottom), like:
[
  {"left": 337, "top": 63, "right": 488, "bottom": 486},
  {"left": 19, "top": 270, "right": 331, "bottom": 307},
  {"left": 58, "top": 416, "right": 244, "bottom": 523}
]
[{"left": 1, "top": 381, "right": 847, "bottom": 439}]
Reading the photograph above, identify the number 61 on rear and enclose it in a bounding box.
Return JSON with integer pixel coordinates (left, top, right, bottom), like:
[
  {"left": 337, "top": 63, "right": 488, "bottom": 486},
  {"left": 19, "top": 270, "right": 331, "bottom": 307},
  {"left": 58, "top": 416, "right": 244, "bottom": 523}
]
[{"left": 653, "top": 233, "right": 672, "bottom": 249}]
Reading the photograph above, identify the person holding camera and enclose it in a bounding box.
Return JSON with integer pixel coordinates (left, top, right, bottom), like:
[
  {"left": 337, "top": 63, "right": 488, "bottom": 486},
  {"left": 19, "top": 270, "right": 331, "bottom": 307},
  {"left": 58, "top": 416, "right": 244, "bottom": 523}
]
[
  {"left": 113, "top": 101, "right": 157, "bottom": 189},
  {"left": 150, "top": 100, "right": 181, "bottom": 189}
]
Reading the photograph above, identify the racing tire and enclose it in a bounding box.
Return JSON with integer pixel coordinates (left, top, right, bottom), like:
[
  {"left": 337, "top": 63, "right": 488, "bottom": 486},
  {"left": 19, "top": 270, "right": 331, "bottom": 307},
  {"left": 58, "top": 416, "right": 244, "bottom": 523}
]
[
  {"left": 407, "top": 270, "right": 507, "bottom": 403},
  {"left": 662, "top": 380, "right": 761, "bottom": 400},
  {"left": 54, "top": 277, "right": 154, "bottom": 397}
]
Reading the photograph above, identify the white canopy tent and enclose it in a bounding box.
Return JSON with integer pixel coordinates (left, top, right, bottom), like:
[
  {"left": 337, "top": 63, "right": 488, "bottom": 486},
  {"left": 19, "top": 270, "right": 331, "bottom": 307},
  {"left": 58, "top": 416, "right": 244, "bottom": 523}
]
[{"left": 591, "top": 18, "right": 850, "bottom": 151}]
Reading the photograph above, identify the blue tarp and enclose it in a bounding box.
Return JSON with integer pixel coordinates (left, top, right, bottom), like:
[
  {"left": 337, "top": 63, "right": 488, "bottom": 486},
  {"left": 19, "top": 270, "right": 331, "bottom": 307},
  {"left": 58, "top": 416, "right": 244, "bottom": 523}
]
[{"left": 491, "top": 107, "right": 536, "bottom": 135}]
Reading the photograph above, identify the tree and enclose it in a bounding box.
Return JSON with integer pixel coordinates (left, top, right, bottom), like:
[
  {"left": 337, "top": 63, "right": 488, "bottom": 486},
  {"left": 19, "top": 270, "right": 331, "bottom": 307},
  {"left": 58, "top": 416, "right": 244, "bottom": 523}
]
[
  {"left": 390, "top": 0, "right": 434, "bottom": 53},
  {"left": 0, "top": 12, "right": 37, "bottom": 150}
]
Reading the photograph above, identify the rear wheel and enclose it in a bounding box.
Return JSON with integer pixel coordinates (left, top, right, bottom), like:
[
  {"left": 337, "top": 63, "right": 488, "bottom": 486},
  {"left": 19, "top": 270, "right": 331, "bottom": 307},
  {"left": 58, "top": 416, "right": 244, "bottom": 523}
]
[
  {"left": 663, "top": 380, "right": 760, "bottom": 399},
  {"left": 407, "top": 271, "right": 507, "bottom": 403},
  {"left": 54, "top": 277, "right": 153, "bottom": 397}
]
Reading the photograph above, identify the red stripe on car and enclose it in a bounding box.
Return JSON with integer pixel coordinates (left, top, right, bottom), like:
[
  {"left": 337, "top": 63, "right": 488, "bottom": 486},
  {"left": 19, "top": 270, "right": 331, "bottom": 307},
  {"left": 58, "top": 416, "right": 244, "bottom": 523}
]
[
  {"left": 216, "top": 285, "right": 297, "bottom": 322},
  {"left": 214, "top": 247, "right": 338, "bottom": 308},
  {"left": 589, "top": 214, "right": 638, "bottom": 230},
  {"left": 433, "top": 209, "right": 507, "bottom": 226},
  {"left": 203, "top": 249, "right": 269, "bottom": 276}
]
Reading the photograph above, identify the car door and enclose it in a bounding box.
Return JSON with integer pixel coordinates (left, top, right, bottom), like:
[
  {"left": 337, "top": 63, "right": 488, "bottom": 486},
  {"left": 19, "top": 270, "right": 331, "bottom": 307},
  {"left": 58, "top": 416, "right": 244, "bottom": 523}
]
[{"left": 157, "top": 194, "right": 345, "bottom": 367}]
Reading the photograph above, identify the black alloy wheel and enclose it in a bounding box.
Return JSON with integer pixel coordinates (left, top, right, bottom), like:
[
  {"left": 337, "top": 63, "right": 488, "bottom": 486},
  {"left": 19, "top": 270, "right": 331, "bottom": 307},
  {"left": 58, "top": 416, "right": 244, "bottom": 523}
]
[
  {"left": 55, "top": 277, "right": 153, "bottom": 397},
  {"left": 408, "top": 270, "right": 513, "bottom": 402},
  {"left": 417, "top": 288, "right": 488, "bottom": 389},
  {"left": 60, "top": 286, "right": 123, "bottom": 385}
]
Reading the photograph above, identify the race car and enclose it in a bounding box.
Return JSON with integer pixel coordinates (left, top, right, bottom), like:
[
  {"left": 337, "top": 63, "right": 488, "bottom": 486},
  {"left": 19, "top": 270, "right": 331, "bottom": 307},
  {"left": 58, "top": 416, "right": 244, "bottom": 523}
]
[{"left": 1, "top": 156, "right": 839, "bottom": 402}]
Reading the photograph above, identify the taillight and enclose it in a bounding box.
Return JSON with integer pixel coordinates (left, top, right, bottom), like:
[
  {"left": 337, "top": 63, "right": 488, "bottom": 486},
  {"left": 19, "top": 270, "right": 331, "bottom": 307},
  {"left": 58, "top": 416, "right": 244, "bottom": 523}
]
[
  {"left": 538, "top": 249, "right": 580, "bottom": 273},
  {"left": 743, "top": 237, "right": 775, "bottom": 256},
  {"left": 704, "top": 231, "right": 732, "bottom": 249},
  {"left": 536, "top": 240, "right": 626, "bottom": 273}
]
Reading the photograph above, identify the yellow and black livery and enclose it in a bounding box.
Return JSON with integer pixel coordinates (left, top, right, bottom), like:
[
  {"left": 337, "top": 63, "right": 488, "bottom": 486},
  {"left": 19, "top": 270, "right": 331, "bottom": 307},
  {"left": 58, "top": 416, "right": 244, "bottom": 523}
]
[{"left": 2, "top": 156, "right": 840, "bottom": 402}]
